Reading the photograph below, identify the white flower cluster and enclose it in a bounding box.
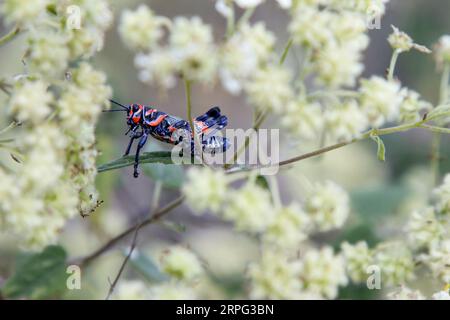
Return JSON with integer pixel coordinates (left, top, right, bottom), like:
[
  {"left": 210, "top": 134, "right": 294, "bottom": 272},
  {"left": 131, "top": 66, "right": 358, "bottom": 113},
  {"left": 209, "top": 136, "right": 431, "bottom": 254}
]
[
  {"left": 0, "top": 0, "right": 112, "bottom": 249},
  {"left": 183, "top": 168, "right": 350, "bottom": 246},
  {"left": 341, "top": 241, "right": 416, "bottom": 287},
  {"left": 388, "top": 26, "right": 431, "bottom": 54},
  {"left": 119, "top": 6, "right": 217, "bottom": 87},
  {"left": 183, "top": 167, "right": 353, "bottom": 298},
  {"left": 215, "top": 0, "right": 291, "bottom": 14},
  {"left": 248, "top": 246, "right": 347, "bottom": 299},
  {"left": 401, "top": 175, "right": 450, "bottom": 285},
  {"left": 220, "top": 23, "right": 275, "bottom": 95},
  {"left": 281, "top": 98, "right": 323, "bottom": 141},
  {"left": 341, "top": 241, "right": 372, "bottom": 283},
  {"left": 1, "top": 0, "right": 49, "bottom": 25},
  {"left": 113, "top": 246, "right": 202, "bottom": 300},
  {"left": 289, "top": 1, "right": 371, "bottom": 88},
  {"left": 434, "top": 35, "right": 450, "bottom": 68},
  {"left": 387, "top": 286, "right": 450, "bottom": 300},
  {"left": 387, "top": 286, "right": 425, "bottom": 300},
  {"left": 160, "top": 246, "right": 204, "bottom": 281},
  {"left": 324, "top": 100, "right": 368, "bottom": 142},
  {"left": 304, "top": 180, "right": 350, "bottom": 231},
  {"left": 359, "top": 76, "right": 403, "bottom": 128},
  {"left": 248, "top": 249, "right": 303, "bottom": 299}
]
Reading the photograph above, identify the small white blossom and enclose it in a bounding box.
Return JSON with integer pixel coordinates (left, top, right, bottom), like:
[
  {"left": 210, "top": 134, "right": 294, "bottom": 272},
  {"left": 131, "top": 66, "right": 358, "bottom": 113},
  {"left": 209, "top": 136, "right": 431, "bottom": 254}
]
[
  {"left": 300, "top": 247, "right": 348, "bottom": 299},
  {"left": 359, "top": 76, "right": 403, "bottom": 127},
  {"left": 281, "top": 98, "right": 323, "bottom": 140},
  {"left": 289, "top": 5, "right": 335, "bottom": 49},
  {"left": 183, "top": 167, "right": 228, "bottom": 214},
  {"left": 27, "top": 30, "right": 70, "bottom": 78},
  {"left": 0, "top": 0, "right": 49, "bottom": 24},
  {"left": 235, "top": 0, "right": 264, "bottom": 8},
  {"left": 215, "top": 0, "right": 233, "bottom": 18},
  {"left": 387, "top": 286, "right": 426, "bottom": 300},
  {"left": 264, "top": 203, "right": 311, "bottom": 249},
  {"left": 119, "top": 5, "right": 167, "bottom": 51},
  {"left": 374, "top": 242, "right": 415, "bottom": 286},
  {"left": 160, "top": 246, "right": 203, "bottom": 281},
  {"left": 341, "top": 241, "right": 373, "bottom": 283},
  {"left": 423, "top": 240, "right": 450, "bottom": 283},
  {"left": 219, "top": 23, "right": 275, "bottom": 95},
  {"left": 406, "top": 207, "right": 444, "bottom": 249},
  {"left": 8, "top": 80, "right": 53, "bottom": 124},
  {"left": 388, "top": 26, "right": 431, "bottom": 54},
  {"left": 433, "top": 35, "right": 450, "bottom": 68},
  {"left": 245, "top": 64, "right": 293, "bottom": 112},
  {"left": 432, "top": 290, "right": 450, "bottom": 300},
  {"left": 248, "top": 249, "right": 303, "bottom": 299},
  {"left": 399, "top": 89, "right": 431, "bottom": 123},
  {"left": 304, "top": 181, "right": 350, "bottom": 232},
  {"left": 135, "top": 51, "right": 177, "bottom": 89},
  {"left": 64, "top": 0, "right": 113, "bottom": 57},
  {"left": 169, "top": 16, "right": 217, "bottom": 83},
  {"left": 314, "top": 43, "right": 365, "bottom": 88},
  {"left": 328, "top": 0, "right": 389, "bottom": 17},
  {"left": 223, "top": 182, "right": 275, "bottom": 233},
  {"left": 113, "top": 280, "right": 151, "bottom": 300},
  {"left": 324, "top": 100, "right": 369, "bottom": 142}
]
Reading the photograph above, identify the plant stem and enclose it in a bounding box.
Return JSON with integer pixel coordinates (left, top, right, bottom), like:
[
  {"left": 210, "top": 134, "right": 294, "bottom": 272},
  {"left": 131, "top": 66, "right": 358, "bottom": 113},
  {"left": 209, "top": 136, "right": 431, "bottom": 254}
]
[
  {"left": 226, "top": 3, "right": 235, "bottom": 38},
  {"left": 0, "top": 25, "right": 21, "bottom": 47},
  {"left": 388, "top": 49, "right": 400, "bottom": 81},
  {"left": 0, "top": 121, "right": 19, "bottom": 136},
  {"left": 431, "top": 63, "right": 449, "bottom": 185},
  {"left": 279, "top": 39, "right": 293, "bottom": 66},
  {"left": 151, "top": 181, "right": 162, "bottom": 210},
  {"left": 105, "top": 223, "right": 141, "bottom": 300},
  {"left": 70, "top": 195, "right": 185, "bottom": 267},
  {"left": 237, "top": 7, "right": 255, "bottom": 28},
  {"left": 227, "top": 119, "right": 431, "bottom": 173},
  {"left": 421, "top": 124, "right": 450, "bottom": 134},
  {"left": 184, "top": 78, "right": 201, "bottom": 158}
]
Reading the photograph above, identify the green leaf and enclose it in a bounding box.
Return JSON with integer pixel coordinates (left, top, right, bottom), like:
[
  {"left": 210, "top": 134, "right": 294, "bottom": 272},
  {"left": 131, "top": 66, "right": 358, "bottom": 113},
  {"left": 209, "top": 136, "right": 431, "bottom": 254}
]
[
  {"left": 255, "top": 175, "right": 270, "bottom": 190},
  {"left": 97, "top": 151, "right": 174, "bottom": 173},
  {"left": 159, "top": 220, "right": 187, "bottom": 233},
  {"left": 370, "top": 134, "right": 386, "bottom": 162},
  {"left": 128, "top": 250, "right": 168, "bottom": 283},
  {"left": 143, "top": 163, "right": 185, "bottom": 189},
  {"left": 1, "top": 245, "right": 67, "bottom": 299},
  {"left": 426, "top": 104, "right": 450, "bottom": 122}
]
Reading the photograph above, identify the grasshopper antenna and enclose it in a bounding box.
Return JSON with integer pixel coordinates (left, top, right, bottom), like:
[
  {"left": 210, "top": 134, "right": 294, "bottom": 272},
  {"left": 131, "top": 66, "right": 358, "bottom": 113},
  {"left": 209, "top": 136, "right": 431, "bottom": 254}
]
[
  {"left": 109, "top": 99, "right": 128, "bottom": 110},
  {"left": 102, "top": 109, "right": 127, "bottom": 112}
]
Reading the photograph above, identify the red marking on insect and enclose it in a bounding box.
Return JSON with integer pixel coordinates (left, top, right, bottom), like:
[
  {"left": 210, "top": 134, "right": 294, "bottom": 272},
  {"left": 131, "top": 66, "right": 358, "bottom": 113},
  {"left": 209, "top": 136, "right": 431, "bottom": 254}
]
[{"left": 148, "top": 114, "right": 167, "bottom": 126}]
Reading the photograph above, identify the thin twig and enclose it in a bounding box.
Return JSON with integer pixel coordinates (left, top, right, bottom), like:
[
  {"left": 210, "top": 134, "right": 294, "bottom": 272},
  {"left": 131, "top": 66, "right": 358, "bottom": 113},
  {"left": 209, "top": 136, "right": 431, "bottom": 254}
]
[
  {"left": 431, "top": 62, "right": 450, "bottom": 185},
  {"left": 226, "top": 119, "right": 436, "bottom": 173},
  {"left": 70, "top": 195, "right": 185, "bottom": 267},
  {"left": 0, "top": 25, "right": 21, "bottom": 47},
  {"left": 105, "top": 222, "right": 141, "bottom": 300},
  {"left": 388, "top": 49, "right": 400, "bottom": 81}
]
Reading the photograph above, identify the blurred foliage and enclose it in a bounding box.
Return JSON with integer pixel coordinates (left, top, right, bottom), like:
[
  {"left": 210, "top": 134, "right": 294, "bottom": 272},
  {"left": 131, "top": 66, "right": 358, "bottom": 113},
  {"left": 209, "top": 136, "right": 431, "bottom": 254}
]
[{"left": 1, "top": 246, "right": 67, "bottom": 299}]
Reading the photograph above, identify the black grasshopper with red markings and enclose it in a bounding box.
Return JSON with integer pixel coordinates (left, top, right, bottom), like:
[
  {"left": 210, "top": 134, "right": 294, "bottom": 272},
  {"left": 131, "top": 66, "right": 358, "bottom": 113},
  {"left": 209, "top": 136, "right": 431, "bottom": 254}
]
[{"left": 105, "top": 100, "right": 230, "bottom": 178}]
